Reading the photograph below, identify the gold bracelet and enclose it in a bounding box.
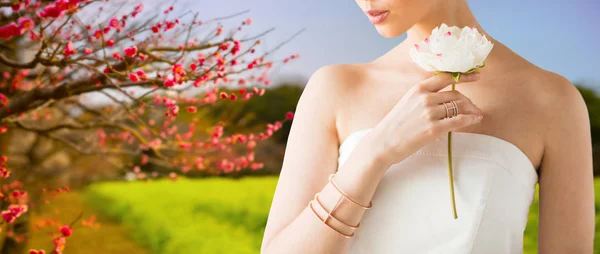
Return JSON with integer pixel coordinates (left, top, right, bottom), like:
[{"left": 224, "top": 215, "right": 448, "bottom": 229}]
[
  {"left": 329, "top": 174, "right": 372, "bottom": 209},
  {"left": 313, "top": 192, "right": 360, "bottom": 229},
  {"left": 308, "top": 200, "right": 354, "bottom": 238}
]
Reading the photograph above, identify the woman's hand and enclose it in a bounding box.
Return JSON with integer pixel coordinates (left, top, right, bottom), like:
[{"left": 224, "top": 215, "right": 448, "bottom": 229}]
[{"left": 367, "top": 72, "right": 484, "bottom": 168}]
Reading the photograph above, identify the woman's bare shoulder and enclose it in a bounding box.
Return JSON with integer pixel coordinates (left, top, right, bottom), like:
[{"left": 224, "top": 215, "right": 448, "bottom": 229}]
[
  {"left": 300, "top": 64, "right": 370, "bottom": 142},
  {"left": 501, "top": 50, "right": 582, "bottom": 115},
  {"left": 303, "top": 63, "right": 369, "bottom": 111},
  {"left": 526, "top": 66, "right": 588, "bottom": 145},
  {"left": 528, "top": 66, "right": 583, "bottom": 112},
  {"left": 307, "top": 64, "right": 368, "bottom": 92}
]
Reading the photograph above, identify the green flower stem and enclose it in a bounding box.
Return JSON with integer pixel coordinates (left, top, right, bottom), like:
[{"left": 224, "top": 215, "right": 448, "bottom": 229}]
[
  {"left": 436, "top": 71, "right": 459, "bottom": 219},
  {"left": 443, "top": 64, "right": 486, "bottom": 219},
  {"left": 449, "top": 80, "right": 458, "bottom": 219}
]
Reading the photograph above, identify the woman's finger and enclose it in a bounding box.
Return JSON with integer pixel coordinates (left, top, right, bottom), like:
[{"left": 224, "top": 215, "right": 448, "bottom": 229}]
[
  {"left": 428, "top": 99, "right": 481, "bottom": 120},
  {"left": 434, "top": 113, "right": 483, "bottom": 133},
  {"left": 419, "top": 72, "right": 480, "bottom": 93},
  {"left": 423, "top": 90, "right": 467, "bottom": 106}
]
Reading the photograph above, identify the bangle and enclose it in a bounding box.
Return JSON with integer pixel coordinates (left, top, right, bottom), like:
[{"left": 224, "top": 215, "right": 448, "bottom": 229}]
[
  {"left": 308, "top": 200, "right": 354, "bottom": 238},
  {"left": 313, "top": 192, "right": 360, "bottom": 229},
  {"left": 329, "top": 174, "right": 372, "bottom": 209}
]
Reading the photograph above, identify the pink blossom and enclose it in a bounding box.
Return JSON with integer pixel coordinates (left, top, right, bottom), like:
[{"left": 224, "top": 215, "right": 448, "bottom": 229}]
[
  {"left": 1, "top": 204, "right": 27, "bottom": 223},
  {"left": 63, "top": 41, "right": 77, "bottom": 57},
  {"left": 136, "top": 70, "right": 147, "bottom": 81},
  {"left": 170, "top": 105, "right": 179, "bottom": 116},
  {"left": 59, "top": 226, "right": 72, "bottom": 237},
  {"left": 112, "top": 52, "right": 123, "bottom": 60},
  {"left": 172, "top": 64, "right": 185, "bottom": 77},
  {"left": 109, "top": 18, "right": 120, "bottom": 28},
  {"left": 0, "top": 93, "right": 8, "bottom": 107},
  {"left": 285, "top": 111, "right": 294, "bottom": 120},
  {"left": 93, "top": 30, "right": 103, "bottom": 39},
  {"left": 147, "top": 139, "right": 162, "bottom": 149},
  {"left": 132, "top": 4, "right": 144, "bottom": 17},
  {"left": 39, "top": 4, "right": 64, "bottom": 18},
  {"left": 124, "top": 46, "right": 137, "bottom": 57},
  {"left": 141, "top": 154, "right": 149, "bottom": 165},
  {"left": 18, "top": 17, "right": 34, "bottom": 31},
  {"left": 164, "top": 79, "right": 175, "bottom": 87},
  {"left": 129, "top": 73, "right": 139, "bottom": 82},
  {"left": 52, "top": 236, "right": 66, "bottom": 254},
  {"left": 0, "top": 23, "right": 22, "bottom": 39}
]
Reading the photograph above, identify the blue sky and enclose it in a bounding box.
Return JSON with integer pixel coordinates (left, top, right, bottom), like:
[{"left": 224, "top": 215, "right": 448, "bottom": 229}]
[{"left": 181, "top": 0, "right": 599, "bottom": 88}]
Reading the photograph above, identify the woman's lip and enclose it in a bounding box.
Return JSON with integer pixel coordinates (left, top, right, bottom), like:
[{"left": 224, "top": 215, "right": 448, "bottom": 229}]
[
  {"left": 366, "top": 10, "right": 389, "bottom": 25},
  {"left": 366, "top": 10, "right": 388, "bottom": 16}
]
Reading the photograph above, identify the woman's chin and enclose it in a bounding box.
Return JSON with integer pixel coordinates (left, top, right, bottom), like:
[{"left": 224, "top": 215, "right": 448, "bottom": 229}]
[{"left": 374, "top": 26, "right": 403, "bottom": 38}]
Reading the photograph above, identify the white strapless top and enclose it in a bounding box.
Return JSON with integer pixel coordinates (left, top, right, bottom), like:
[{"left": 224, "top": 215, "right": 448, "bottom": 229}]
[{"left": 339, "top": 128, "right": 538, "bottom": 254}]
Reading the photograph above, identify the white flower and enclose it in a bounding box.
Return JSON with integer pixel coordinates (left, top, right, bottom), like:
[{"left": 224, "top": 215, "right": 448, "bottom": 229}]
[{"left": 409, "top": 23, "right": 494, "bottom": 73}]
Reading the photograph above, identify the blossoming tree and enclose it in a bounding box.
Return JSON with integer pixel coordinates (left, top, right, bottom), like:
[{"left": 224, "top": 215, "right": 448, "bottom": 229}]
[{"left": 0, "top": 0, "right": 298, "bottom": 253}]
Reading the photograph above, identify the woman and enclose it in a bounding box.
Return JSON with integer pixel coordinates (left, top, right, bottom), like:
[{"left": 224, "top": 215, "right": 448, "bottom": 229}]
[{"left": 260, "top": 0, "right": 595, "bottom": 253}]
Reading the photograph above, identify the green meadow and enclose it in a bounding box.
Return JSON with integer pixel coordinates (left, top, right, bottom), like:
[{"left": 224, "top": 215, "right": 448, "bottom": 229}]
[{"left": 85, "top": 177, "right": 278, "bottom": 254}]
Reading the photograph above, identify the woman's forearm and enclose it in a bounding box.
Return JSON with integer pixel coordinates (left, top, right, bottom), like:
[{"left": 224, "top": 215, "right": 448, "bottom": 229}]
[{"left": 261, "top": 136, "right": 394, "bottom": 254}]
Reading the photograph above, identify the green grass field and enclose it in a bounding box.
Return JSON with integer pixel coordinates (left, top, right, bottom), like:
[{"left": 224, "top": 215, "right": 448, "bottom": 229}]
[
  {"left": 85, "top": 177, "right": 278, "bottom": 254},
  {"left": 85, "top": 177, "right": 599, "bottom": 254}
]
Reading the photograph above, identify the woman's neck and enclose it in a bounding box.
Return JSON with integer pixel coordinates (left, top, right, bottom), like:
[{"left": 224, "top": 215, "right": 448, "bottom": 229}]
[{"left": 405, "top": 0, "right": 490, "bottom": 45}]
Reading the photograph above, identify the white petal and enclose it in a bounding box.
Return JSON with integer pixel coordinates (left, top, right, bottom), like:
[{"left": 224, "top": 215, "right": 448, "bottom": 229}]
[{"left": 411, "top": 23, "right": 493, "bottom": 72}]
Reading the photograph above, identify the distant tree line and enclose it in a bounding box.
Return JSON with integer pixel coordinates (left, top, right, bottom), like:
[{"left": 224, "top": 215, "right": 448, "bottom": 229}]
[{"left": 576, "top": 84, "right": 600, "bottom": 176}]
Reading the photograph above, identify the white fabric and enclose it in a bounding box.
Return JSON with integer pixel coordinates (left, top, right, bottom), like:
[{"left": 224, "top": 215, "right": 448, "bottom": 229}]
[{"left": 337, "top": 128, "right": 538, "bottom": 254}]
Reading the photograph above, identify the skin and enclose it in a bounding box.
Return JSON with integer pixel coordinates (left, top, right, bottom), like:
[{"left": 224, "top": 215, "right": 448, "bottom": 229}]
[{"left": 260, "top": 0, "right": 595, "bottom": 253}]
